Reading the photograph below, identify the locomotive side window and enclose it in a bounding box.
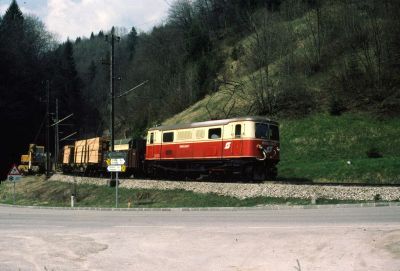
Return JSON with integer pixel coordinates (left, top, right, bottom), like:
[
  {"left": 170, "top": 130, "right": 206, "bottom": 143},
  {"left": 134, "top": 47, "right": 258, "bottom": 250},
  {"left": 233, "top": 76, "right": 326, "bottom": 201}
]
[
  {"left": 235, "top": 124, "right": 241, "bottom": 138},
  {"left": 208, "top": 128, "right": 221, "bottom": 139},
  {"left": 255, "top": 123, "right": 268, "bottom": 139},
  {"left": 269, "top": 125, "right": 279, "bottom": 141},
  {"left": 149, "top": 133, "right": 154, "bottom": 144},
  {"left": 163, "top": 132, "right": 174, "bottom": 143},
  {"left": 177, "top": 130, "right": 192, "bottom": 141},
  {"left": 196, "top": 129, "right": 205, "bottom": 139}
]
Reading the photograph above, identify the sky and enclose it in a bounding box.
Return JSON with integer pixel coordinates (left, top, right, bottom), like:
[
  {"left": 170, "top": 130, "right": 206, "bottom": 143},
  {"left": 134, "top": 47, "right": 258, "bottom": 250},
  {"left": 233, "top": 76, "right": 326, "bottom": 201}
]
[{"left": 0, "top": 0, "right": 172, "bottom": 41}]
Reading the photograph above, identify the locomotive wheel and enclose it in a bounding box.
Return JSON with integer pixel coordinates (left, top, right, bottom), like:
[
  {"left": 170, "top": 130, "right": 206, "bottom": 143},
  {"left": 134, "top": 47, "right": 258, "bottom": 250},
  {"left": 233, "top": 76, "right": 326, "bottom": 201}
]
[
  {"left": 252, "top": 165, "right": 266, "bottom": 182},
  {"left": 266, "top": 166, "right": 278, "bottom": 180}
]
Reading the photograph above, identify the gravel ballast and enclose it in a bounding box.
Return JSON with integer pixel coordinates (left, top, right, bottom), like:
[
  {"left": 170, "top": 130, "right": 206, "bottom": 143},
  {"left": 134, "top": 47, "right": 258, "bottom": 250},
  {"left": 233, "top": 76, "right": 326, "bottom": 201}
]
[{"left": 49, "top": 174, "right": 400, "bottom": 201}]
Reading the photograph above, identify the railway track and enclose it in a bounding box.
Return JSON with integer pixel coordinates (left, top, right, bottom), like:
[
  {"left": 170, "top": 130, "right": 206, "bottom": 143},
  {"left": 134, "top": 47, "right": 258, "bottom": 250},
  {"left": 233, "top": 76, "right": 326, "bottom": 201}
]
[
  {"left": 54, "top": 171, "right": 400, "bottom": 187},
  {"left": 49, "top": 173, "right": 400, "bottom": 201}
]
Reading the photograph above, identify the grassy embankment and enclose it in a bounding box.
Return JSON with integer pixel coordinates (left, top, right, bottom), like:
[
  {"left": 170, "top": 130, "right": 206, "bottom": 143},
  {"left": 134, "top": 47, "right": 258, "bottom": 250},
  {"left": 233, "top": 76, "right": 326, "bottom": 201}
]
[
  {"left": 0, "top": 176, "right": 365, "bottom": 208},
  {"left": 278, "top": 113, "right": 400, "bottom": 184}
]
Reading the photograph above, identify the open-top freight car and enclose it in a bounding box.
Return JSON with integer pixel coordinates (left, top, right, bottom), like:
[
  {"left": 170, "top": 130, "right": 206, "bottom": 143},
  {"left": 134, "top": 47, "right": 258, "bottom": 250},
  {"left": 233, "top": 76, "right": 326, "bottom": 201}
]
[
  {"left": 145, "top": 116, "right": 280, "bottom": 181},
  {"left": 61, "top": 137, "right": 145, "bottom": 176},
  {"left": 61, "top": 137, "right": 109, "bottom": 175}
]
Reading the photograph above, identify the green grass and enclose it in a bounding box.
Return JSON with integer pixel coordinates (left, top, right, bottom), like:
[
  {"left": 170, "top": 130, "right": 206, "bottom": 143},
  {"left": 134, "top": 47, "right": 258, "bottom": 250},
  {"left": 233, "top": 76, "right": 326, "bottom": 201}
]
[
  {"left": 279, "top": 157, "right": 400, "bottom": 184},
  {"left": 280, "top": 113, "right": 400, "bottom": 161},
  {"left": 0, "top": 177, "right": 365, "bottom": 208},
  {"left": 278, "top": 113, "right": 400, "bottom": 184}
]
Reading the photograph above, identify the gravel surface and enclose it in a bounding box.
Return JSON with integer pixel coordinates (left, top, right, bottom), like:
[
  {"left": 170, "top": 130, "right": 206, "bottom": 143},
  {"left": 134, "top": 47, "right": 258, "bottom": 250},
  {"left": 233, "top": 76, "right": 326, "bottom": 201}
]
[
  {"left": 49, "top": 174, "right": 400, "bottom": 201},
  {"left": 2, "top": 206, "right": 400, "bottom": 271}
]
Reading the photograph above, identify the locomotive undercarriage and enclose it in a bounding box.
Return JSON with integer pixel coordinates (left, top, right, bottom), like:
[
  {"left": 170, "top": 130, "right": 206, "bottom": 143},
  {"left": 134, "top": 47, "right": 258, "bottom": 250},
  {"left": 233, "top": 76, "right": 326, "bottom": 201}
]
[{"left": 145, "top": 158, "right": 278, "bottom": 182}]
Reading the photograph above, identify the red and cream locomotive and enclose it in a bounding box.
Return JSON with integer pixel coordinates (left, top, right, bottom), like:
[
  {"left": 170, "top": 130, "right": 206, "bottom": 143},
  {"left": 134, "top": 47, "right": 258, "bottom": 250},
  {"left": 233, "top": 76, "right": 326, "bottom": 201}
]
[
  {"left": 61, "top": 116, "right": 280, "bottom": 181},
  {"left": 145, "top": 116, "right": 279, "bottom": 181}
]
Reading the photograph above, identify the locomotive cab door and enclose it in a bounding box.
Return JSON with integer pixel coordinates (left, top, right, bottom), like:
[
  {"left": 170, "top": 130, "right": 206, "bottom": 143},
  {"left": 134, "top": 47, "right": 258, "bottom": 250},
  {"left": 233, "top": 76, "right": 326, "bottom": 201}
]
[
  {"left": 146, "top": 132, "right": 155, "bottom": 159},
  {"left": 232, "top": 124, "right": 243, "bottom": 156},
  {"left": 223, "top": 124, "right": 243, "bottom": 157}
]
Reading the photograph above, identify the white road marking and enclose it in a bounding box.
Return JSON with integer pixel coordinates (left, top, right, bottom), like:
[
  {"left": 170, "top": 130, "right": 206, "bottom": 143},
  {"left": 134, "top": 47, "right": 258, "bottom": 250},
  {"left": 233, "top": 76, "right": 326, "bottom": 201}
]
[
  {"left": 113, "top": 225, "right": 184, "bottom": 229},
  {"left": 248, "top": 224, "right": 400, "bottom": 229},
  {"left": 112, "top": 224, "right": 400, "bottom": 230}
]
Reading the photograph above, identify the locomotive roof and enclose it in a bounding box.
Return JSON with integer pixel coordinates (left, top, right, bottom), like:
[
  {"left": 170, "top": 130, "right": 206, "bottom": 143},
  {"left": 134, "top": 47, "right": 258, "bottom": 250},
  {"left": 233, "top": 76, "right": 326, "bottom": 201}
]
[{"left": 149, "top": 116, "right": 278, "bottom": 132}]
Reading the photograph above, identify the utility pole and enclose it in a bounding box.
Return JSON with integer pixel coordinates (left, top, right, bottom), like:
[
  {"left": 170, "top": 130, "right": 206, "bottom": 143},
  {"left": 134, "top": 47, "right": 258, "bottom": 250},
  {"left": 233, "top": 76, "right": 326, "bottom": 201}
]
[
  {"left": 110, "top": 27, "right": 115, "bottom": 152},
  {"left": 105, "top": 26, "right": 120, "bottom": 186},
  {"left": 46, "top": 80, "right": 50, "bottom": 178},
  {"left": 108, "top": 26, "right": 120, "bottom": 152},
  {"left": 54, "top": 99, "right": 59, "bottom": 171}
]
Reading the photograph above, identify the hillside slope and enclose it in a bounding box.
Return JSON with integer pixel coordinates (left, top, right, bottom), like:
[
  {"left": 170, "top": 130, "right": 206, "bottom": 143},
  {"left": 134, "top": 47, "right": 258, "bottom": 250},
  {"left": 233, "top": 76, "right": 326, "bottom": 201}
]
[{"left": 164, "top": 0, "right": 399, "bottom": 124}]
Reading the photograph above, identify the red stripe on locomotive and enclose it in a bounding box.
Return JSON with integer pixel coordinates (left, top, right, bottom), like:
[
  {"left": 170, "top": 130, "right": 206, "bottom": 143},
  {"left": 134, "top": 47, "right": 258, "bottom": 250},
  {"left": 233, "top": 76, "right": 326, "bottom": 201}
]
[{"left": 146, "top": 139, "right": 279, "bottom": 160}]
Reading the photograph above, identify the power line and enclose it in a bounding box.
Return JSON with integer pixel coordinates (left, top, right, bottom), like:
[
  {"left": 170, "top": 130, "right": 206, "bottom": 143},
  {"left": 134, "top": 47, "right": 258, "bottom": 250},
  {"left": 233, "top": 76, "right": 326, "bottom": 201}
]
[{"left": 117, "top": 80, "right": 148, "bottom": 98}]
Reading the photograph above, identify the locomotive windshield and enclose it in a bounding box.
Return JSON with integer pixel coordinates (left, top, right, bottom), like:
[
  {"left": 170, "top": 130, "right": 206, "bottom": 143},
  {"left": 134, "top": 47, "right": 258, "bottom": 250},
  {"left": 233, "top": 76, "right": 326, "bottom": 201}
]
[
  {"left": 255, "top": 123, "right": 268, "bottom": 139},
  {"left": 255, "top": 123, "right": 279, "bottom": 141},
  {"left": 269, "top": 125, "right": 279, "bottom": 141}
]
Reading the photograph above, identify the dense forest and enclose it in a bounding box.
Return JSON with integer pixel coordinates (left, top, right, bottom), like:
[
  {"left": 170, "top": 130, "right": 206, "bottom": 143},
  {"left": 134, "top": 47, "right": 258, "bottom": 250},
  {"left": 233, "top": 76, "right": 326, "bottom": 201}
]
[{"left": 1, "top": 0, "right": 399, "bottom": 179}]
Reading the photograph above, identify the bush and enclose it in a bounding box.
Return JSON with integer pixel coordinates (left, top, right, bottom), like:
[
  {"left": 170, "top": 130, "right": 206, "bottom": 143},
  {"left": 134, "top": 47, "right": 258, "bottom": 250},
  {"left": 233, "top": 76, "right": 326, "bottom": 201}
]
[
  {"left": 379, "top": 89, "right": 400, "bottom": 116},
  {"left": 366, "top": 147, "right": 383, "bottom": 158},
  {"left": 231, "top": 45, "right": 244, "bottom": 61},
  {"left": 374, "top": 194, "right": 382, "bottom": 201},
  {"left": 275, "top": 78, "right": 315, "bottom": 117},
  {"left": 329, "top": 96, "right": 346, "bottom": 116}
]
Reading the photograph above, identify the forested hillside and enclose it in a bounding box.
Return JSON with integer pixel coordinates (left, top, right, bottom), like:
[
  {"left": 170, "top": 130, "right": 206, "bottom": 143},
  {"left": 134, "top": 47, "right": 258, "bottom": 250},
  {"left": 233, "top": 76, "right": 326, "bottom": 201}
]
[
  {"left": 1, "top": 0, "right": 399, "bottom": 180},
  {"left": 70, "top": 0, "right": 400, "bottom": 129}
]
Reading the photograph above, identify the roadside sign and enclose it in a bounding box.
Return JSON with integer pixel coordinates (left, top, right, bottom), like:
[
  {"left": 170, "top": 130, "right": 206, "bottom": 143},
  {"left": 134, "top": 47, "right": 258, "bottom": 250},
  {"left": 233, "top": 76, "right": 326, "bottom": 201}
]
[
  {"left": 107, "top": 165, "right": 122, "bottom": 172},
  {"left": 107, "top": 165, "right": 126, "bottom": 172},
  {"left": 7, "top": 165, "right": 22, "bottom": 182},
  {"left": 8, "top": 165, "right": 21, "bottom": 176},
  {"left": 106, "top": 152, "right": 127, "bottom": 208},
  {"left": 111, "top": 158, "right": 125, "bottom": 165},
  {"left": 7, "top": 165, "right": 22, "bottom": 205},
  {"left": 8, "top": 175, "right": 21, "bottom": 182},
  {"left": 107, "top": 152, "right": 126, "bottom": 159}
]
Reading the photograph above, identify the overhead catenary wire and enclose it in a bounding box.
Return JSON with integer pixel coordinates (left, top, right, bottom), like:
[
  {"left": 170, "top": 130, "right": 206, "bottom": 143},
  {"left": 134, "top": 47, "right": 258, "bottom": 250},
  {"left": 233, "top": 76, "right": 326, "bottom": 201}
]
[
  {"left": 117, "top": 80, "right": 149, "bottom": 98},
  {"left": 50, "top": 113, "right": 74, "bottom": 127},
  {"left": 60, "top": 132, "right": 78, "bottom": 142}
]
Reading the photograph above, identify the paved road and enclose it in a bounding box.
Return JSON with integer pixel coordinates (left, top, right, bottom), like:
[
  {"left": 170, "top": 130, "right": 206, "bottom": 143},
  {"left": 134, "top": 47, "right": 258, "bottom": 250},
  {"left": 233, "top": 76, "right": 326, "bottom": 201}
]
[{"left": 0, "top": 206, "right": 399, "bottom": 270}]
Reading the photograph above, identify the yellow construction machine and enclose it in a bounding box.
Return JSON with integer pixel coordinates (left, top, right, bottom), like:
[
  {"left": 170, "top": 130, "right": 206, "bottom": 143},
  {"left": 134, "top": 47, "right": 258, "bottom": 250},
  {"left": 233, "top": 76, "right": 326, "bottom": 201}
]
[{"left": 18, "top": 144, "right": 46, "bottom": 174}]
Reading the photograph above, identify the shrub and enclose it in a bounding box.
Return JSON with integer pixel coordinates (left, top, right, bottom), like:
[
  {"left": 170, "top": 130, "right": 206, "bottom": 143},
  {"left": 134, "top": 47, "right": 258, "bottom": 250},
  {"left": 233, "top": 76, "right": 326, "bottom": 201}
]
[
  {"left": 374, "top": 194, "right": 382, "bottom": 201},
  {"left": 329, "top": 96, "right": 346, "bottom": 116},
  {"left": 231, "top": 45, "right": 244, "bottom": 61},
  {"left": 275, "top": 78, "right": 315, "bottom": 117},
  {"left": 366, "top": 147, "right": 383, "bottom": 158}
]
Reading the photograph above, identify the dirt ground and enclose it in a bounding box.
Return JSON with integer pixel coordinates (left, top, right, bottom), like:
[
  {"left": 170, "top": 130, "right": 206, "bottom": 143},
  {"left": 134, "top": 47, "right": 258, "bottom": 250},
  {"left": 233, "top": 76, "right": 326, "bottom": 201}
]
[{"left": 1, "top": 224, "right": 399, "bottom": 270}]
